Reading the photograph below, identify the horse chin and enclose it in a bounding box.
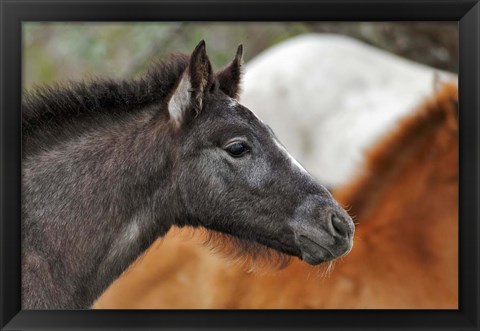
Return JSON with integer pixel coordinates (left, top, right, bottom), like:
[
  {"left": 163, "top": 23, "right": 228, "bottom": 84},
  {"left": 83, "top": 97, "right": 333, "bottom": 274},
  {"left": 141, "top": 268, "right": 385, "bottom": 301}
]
[
  {"left": 296, "top": 234, "right": 337, "bottom": 265},
  {"left": 300, "top": 249, "right": 334, "bottom": 265},
  {"left": 301, "top": 248, "right": 336, "bottom": 265}
]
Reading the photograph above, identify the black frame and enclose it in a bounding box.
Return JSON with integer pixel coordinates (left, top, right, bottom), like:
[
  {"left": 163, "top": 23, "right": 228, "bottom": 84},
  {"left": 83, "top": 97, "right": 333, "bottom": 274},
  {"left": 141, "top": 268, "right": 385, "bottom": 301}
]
[{"left": 1, "top": 0, "right": 479, "bottom": 330}]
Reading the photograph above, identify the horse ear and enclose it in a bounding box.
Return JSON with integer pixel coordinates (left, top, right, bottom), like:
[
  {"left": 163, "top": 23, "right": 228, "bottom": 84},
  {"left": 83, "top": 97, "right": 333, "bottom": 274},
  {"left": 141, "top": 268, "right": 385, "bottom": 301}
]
[
  {"left": 167, "top": 40, "right": 213, "bottom": 127},
  {"left": 216, "top": 45, "right": 243, "bottom": 99}
]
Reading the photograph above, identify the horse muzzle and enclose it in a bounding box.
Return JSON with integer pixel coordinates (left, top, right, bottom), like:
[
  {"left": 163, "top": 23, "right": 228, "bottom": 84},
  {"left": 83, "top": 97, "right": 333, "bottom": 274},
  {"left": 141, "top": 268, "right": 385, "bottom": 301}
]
[{"left": 290, "top": 195, "right": 355, "bottom": 265}]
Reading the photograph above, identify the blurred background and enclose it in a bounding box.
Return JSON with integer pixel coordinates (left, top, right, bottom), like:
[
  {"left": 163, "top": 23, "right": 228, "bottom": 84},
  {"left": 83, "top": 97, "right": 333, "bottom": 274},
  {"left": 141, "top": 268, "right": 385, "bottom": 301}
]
[
  {"left": 23, "top": 22, "right": 458, "bottom": 88},
  {"left": 23, "top": 22, "right": 459, "bottom": 188},
  {"left": 23, "top": 22, "right": 458, "bottom": 309}
]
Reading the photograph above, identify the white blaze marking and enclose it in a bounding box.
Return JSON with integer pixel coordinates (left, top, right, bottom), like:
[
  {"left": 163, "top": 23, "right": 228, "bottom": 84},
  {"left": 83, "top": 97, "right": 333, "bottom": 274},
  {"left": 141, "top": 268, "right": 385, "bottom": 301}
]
[
  {"left": 236, "top": 100, "right": 307, "bottom": 175},
  {"left": 250, "top": 109, "right": 265, "bottom": 123},
  {"left": 233, "top": 100, "right": 307, "bottom": 175},
  {"left": 273, "top": 138, "right": 310, "bottom": 175}
]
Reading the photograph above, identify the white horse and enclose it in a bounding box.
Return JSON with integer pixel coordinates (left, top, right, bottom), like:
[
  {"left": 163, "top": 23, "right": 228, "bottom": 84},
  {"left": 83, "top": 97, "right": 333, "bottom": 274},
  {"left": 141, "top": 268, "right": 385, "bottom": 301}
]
[{"left": 241, "top": 34, "right": 456, "bottom": 188}]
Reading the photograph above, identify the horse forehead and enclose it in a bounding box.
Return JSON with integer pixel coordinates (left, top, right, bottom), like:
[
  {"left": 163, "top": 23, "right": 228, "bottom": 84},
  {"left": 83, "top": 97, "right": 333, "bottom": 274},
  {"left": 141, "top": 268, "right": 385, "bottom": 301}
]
[
  {"left": 212, "top": 98, "right": 311, "bottom": 176},
  {"left": 227, "top": 101, "right": 301, "bottom": 160},
  {"left": 204, "top": 96, "right": 271, "bottom": 141},
  {"left": 226, "top": 99, "right": 266, "bottom": 127}
]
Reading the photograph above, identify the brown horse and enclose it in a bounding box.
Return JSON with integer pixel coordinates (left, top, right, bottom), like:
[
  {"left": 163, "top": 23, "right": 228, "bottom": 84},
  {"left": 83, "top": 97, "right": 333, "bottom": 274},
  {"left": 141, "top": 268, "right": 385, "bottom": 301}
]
[{"left": 95, "top": 83, "right": 458, "bottom": 309}]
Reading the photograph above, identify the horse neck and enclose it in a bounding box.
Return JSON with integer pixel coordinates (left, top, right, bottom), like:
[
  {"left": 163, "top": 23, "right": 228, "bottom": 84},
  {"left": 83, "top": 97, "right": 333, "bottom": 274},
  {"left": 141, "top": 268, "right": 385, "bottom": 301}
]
[{"left": 22, "top": 109, "right": 176, "bottom": 307}]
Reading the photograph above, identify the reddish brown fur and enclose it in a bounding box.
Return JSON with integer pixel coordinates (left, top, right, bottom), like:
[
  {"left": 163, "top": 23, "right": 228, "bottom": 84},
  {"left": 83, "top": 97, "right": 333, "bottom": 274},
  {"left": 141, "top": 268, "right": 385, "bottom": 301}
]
[{"left": 94, "top": 83, "right": 458, "bottom": 309}]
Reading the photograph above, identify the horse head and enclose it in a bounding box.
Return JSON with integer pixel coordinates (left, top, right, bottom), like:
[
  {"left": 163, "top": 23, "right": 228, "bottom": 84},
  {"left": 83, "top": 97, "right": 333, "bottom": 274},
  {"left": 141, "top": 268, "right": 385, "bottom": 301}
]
[{"left": 165, "top": 41, "right": 354, "bottom": 265}]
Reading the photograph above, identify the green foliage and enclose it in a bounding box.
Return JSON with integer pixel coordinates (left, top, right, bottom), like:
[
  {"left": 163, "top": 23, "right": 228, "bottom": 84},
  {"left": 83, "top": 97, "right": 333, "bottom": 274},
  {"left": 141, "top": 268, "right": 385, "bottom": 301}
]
[
  {"left": 23, "top": 22, "right": 458, "bottom": 89},
  {"left": 23, "top": 22, "right": 318, "bottom": 88}
]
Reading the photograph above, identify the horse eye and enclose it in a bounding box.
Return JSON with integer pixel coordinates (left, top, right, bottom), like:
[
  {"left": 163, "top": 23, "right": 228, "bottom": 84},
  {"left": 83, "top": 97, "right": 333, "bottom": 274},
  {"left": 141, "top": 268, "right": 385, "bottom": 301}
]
[{"left": 225, "top": 142, "right": 250, "bottom": 157}]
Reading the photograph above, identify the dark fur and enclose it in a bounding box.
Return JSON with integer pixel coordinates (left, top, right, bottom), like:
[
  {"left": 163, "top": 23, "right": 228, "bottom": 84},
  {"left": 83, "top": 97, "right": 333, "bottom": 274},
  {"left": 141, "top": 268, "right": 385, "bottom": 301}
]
[
  {"left": 216, "top": 45, "right": 244, "bottom": 99},
  {"left": 201, "top": 229, "right": 293, "bottom": 270},
  {"left": 23, "top": 54, "right": 190, "bottom": 157},
  {"left": 22, "top": 41, "right": 353, "bottom": 309}
]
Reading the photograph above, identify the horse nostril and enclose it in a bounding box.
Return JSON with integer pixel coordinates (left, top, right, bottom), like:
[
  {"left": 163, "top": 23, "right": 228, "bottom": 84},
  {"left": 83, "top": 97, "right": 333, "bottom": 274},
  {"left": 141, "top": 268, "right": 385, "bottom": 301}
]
[{"left": 330, "top": 214, "right": 351, "bottom": 237}]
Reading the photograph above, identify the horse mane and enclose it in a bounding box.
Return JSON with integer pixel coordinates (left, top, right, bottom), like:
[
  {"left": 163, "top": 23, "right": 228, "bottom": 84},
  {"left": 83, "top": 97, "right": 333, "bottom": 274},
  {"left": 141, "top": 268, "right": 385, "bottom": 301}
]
[
  {"left": 22, "top": 53, "right": 190, "bottom": 156},
  {"left": 334, "top": 82, "right": 458, "bottom": 222}
]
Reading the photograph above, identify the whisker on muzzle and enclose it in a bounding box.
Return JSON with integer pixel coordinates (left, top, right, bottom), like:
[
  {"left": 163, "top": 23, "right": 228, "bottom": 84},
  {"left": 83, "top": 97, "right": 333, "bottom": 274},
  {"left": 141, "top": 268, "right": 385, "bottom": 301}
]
[{"left": 316, "top": 260, "right": 336, "bottom": 278}]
